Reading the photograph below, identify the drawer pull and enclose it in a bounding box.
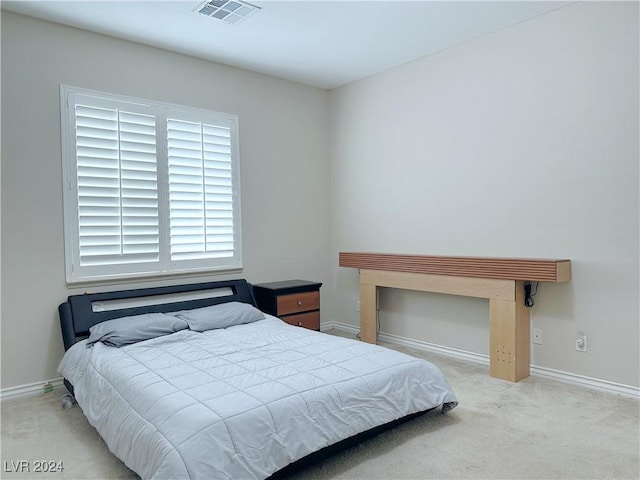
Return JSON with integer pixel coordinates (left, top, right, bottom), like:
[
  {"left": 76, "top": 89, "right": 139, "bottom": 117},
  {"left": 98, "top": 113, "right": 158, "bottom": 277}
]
[
  {"left": 297, "top": 300, "right": 303, "bottom": 306},
  {"left": 297, "top": 321, "right": 302, "bottom": 326}
]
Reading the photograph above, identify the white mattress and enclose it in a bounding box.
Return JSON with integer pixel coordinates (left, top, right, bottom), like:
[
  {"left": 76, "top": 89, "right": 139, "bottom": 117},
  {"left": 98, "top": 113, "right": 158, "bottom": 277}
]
[{"left": 59, "top": 315, "right": 457, "bottom": 479}]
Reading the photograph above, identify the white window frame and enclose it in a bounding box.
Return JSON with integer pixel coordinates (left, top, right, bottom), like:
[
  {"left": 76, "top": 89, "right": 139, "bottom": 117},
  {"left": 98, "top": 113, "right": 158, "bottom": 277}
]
[{"left": 61, "top": 85, "right": 242, "bottom": 284}]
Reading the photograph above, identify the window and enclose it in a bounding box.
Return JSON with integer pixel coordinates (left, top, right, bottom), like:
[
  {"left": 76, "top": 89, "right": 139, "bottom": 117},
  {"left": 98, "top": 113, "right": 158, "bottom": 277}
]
[{"left": 61, "top": 86, "right": 242, "bottom": 283}]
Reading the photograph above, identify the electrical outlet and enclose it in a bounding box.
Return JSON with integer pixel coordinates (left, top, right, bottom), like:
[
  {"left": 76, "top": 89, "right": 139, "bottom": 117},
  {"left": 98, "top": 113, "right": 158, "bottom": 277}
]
[
  {"left": 532, "top": 328, "right": 543, "bottom": 345},
  {"left": 357, "top": 300, "right": 360, "bottom": 312},
  {"left": 575, "top": 334, "right": 587, "bottom": 352}
]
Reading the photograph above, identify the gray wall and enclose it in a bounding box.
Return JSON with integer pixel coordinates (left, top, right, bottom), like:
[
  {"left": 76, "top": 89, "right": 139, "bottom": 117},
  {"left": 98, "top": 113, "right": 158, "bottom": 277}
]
[
  {"left": 328, "top": 1, "right": 639, "bottom": 387},
  {"left": 1, "top": 12, "right": 331, "bottom": 389}
]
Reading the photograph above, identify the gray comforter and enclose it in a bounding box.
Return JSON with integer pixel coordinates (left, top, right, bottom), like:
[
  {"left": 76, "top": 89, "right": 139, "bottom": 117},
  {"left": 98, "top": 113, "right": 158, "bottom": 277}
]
[{"left": 59, "top": 316, "right": 457, "bottom": 479}]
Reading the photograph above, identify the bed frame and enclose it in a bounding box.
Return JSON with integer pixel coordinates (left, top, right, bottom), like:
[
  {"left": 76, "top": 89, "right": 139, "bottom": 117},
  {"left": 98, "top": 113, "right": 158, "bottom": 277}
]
[{"left": 57, "top": 278, "right": 430, "bottom": 477}]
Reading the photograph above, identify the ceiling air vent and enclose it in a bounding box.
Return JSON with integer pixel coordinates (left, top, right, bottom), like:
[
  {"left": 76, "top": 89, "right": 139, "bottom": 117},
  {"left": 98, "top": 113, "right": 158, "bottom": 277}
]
[{"left": 195, "top": 0, "right": 261, "bottom": 25}]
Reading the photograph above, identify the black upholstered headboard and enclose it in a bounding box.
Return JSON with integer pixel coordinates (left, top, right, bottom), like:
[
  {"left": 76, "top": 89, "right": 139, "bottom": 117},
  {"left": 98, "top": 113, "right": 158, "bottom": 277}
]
[{"left": 58, "top": 279, "right": 256, "bottom": 351}]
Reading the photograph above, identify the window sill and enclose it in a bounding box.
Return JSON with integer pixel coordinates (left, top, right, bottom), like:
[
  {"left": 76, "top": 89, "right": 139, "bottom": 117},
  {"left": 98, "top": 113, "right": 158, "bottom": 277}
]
[{"left": 65, "top": 266, "right": 244, "bottom": 289}]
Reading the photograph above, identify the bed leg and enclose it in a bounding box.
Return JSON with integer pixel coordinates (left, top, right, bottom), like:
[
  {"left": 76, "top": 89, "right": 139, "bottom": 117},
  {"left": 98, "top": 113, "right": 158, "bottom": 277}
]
[{"left": 61, "top": 394, "right": 76, "bottom": 409}]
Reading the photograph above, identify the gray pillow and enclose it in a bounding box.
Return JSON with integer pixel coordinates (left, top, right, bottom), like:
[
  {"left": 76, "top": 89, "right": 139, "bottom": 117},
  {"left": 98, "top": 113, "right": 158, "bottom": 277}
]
[
  {"left": 173, "top": 301, "right": 265, "bottom": 332},
  {"left": 86, "top": 313, "right": 188, "bottom": 348}
]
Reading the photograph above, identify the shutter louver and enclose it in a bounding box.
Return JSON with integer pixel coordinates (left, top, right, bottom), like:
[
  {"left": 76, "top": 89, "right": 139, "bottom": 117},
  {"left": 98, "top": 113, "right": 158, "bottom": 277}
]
[
  {"left": 167, "top": 118, "right": 234, "bottom": 261},
  {"left": 75, "top": 104, "right": 159, "bottom": 267}
]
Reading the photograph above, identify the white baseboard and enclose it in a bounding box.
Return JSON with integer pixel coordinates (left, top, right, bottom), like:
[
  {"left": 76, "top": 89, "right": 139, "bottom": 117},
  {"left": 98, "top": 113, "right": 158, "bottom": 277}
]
[
  {"left": 322, "top": 321, "right": 640, "bottom": 400},
  {"left": 529, "top": 365, "right": 640, "bottom": 399},
  {"left": 0, "top": 378, "right": 64, "bottom": 400},
  {"left": 321, "top": 320, "right": 359, "bottom": 335}
]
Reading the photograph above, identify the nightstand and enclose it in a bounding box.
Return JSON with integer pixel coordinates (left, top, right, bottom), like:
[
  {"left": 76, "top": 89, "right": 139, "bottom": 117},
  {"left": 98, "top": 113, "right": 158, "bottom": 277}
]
[{"left": 252, "top": 280, "right": 322, "bottom": 331}]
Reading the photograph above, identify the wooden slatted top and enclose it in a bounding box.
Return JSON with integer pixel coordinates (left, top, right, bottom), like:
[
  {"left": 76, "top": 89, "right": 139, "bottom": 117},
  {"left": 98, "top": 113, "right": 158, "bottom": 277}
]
[{"left": 339, "top": 252, "right": 571, "bottom": 283}]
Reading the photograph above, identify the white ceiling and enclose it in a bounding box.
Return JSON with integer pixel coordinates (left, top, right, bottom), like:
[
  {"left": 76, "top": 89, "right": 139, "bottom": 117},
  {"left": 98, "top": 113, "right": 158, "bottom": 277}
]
[{"left": 2, "top": 1, "right": 573, "bottom": 89}]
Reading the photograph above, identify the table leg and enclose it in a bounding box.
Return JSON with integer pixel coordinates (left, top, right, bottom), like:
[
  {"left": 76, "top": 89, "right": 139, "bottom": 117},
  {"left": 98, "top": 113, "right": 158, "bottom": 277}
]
[
  {"left": 489, "top": 280, "right": 530, "bottom": 381},
  {"left": 360, "top": 283, "right": 378, "bottom": 344}
]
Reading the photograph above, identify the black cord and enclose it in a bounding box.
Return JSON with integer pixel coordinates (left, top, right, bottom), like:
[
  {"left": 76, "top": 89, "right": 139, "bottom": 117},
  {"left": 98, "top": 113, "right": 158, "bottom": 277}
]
[
  {"left": 524, "top": 281, "right": 538, "bottom": 308},
  {"left": 532, "top": 281, "right": 539, "bottom": 296}
]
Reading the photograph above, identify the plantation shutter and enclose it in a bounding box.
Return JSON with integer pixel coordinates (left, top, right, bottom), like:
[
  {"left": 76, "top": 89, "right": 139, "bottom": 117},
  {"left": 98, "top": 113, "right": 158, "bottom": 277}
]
[
  {"left": 73, "top": 96, "right": 159, "bottom": 269},
  {"left": 167, "top": 116, "right": 235, "bottom": 262},
  {"left": 62, "top": 87, "right": 242, "bottom": 283}
]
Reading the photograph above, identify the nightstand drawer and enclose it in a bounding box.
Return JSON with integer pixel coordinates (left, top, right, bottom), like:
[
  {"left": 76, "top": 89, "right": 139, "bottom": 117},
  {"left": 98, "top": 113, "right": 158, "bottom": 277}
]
[
  {"left": 282, "top": 311, "right": 320, "bottom": 330},
  {"left": 276, "top": 291, "right": 319, "bottom": 315}
]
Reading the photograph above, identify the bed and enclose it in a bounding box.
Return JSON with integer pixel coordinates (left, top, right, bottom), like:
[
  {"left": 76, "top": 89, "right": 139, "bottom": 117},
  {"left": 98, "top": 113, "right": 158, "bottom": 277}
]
[{"left": 58, "top": 279, "right": 457, "bottom": 479}]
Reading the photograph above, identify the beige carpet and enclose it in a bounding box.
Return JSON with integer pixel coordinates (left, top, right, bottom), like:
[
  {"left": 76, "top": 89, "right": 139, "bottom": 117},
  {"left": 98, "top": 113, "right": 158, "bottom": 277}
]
[{"left": 2, "top": 331, "right": 639, "bottom": 479}]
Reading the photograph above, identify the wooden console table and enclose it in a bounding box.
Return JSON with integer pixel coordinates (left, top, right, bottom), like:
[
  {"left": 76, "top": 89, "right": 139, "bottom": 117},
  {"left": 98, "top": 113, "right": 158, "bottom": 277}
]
[{"left": 339, "top": 252, "right": 571, "bottom": 382}]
